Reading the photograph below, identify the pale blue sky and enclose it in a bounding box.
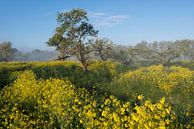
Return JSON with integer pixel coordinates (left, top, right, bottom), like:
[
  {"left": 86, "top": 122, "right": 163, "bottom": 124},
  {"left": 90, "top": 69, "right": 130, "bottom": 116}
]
[{"left": 0, "top": 0, "right": 194, "bottom": 51}]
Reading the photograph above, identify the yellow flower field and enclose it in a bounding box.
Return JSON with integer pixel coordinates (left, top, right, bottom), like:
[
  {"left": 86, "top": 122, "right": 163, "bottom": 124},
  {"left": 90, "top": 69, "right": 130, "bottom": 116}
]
[{"left": 0, "top": 61, "right": 193, "bottom": 128}]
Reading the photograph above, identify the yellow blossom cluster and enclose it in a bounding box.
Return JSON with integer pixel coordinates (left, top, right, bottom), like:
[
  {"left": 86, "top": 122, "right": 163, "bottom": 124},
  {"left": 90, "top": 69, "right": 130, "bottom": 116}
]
[
  {"left": 0, "top": 71, "right": 180, "bottom": 128},
  {"left": 121, "top": 65, "right": 194, "bottom": 94},
  {"left": 109, "top": 65, "right": 194, "bottom": 127}
]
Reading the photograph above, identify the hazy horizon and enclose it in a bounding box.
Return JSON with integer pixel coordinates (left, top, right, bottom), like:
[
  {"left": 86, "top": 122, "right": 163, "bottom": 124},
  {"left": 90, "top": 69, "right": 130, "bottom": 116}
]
[{"left": 1, "top": 0, "right": 194, "bottom": 51}]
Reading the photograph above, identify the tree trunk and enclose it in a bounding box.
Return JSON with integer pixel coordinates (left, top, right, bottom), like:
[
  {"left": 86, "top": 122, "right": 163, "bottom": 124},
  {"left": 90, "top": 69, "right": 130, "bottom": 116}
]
[{"left": 83, "top": 63, "right": 88, "bottom": 73}]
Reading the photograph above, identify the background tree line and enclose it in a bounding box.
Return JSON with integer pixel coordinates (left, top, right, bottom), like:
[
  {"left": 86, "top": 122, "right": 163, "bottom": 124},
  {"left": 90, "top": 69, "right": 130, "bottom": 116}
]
[
  {"left": 2, "top": 38, "right": 194, "bottom": 67},
  {"left": 0, "top": 42, "right": 57, "bottom": 61},
  {"left": 110, "top": 39, "right": 194, "bottom": 66}
]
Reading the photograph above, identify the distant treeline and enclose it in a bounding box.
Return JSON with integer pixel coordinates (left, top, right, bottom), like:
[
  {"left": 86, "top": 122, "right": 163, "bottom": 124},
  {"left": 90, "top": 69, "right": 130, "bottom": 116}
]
[
  {"left": 1, "top": 39, "right": 194, "bottom": 65},
  {"left": 110, "top": 39, "right": 194, "bottom": 66},
  {"left": 0, "top": 41, "right": 57, "bottom": 61}
]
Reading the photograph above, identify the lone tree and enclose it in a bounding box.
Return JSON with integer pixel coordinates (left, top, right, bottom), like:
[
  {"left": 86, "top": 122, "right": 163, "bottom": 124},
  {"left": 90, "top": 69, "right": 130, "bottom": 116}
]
[
  {"left": 47, "top": 8, "right": 98, "bottom": 71},
  {"left": 92, "top": 38, "right": 112, "bottom": 61}
]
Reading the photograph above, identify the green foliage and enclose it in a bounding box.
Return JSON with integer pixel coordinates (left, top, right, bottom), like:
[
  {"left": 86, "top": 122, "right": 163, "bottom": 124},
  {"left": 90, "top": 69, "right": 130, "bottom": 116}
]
[
  {"left": 0, "top": 62, "right": 31, "bottom": 89},
  {"left": 47, "top": 8, "right": 98, "bottom": 71},
  {"left": 0, "top": 61, "right": 124, "bottom": 90}
]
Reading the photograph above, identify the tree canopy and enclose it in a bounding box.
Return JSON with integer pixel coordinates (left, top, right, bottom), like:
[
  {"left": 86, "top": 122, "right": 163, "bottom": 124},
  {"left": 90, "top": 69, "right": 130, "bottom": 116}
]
[{"left": 47, "top": 8, "right": 98, "bottom": 71}]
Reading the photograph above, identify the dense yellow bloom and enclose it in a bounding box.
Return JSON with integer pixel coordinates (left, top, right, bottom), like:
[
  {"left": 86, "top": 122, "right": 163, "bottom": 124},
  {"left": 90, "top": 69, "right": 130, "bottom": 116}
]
[
  {"left": 0, "top": 62, "right": 193, "bottom": 128},
  {"left": 113, "top": 65, "right": 194, "bottom": 124},
  {"left": 121, "top": 65, "right": 194, "bottom": 94}
]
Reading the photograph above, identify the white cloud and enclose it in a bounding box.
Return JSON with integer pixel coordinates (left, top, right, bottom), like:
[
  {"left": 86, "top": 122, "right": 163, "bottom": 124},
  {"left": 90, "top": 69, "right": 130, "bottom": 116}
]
[
  {"left": 88, "top": 12, "right": 107, "bottom": 17},
  {"left": 88, "top": 12, "right": 130, "bottom": 27},
  {"left": 43, "top": 12, "right": 53, "bottom": 16},
  {"left": 43, "top": 11, "right": 130, "bottom": 27}
]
